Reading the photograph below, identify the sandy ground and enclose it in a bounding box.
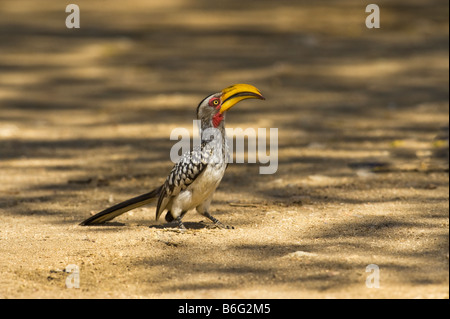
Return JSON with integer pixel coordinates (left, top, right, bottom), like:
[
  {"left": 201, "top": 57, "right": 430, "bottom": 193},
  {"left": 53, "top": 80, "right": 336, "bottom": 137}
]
[{"left": 0, "top": 0, "right": 448, "bottom": 298}]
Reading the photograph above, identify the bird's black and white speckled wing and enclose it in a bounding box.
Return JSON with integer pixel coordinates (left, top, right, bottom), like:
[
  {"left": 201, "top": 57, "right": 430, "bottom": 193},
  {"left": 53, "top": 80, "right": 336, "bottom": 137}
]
[{"left": 155, "top": 145, "right": 214, "bottom": 219}]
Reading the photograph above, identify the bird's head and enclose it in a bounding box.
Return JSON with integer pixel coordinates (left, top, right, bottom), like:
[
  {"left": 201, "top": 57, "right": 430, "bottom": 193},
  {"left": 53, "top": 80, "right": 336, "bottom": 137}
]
[{"left": 197, "top": 84, "right": 265, "bottom": 128}]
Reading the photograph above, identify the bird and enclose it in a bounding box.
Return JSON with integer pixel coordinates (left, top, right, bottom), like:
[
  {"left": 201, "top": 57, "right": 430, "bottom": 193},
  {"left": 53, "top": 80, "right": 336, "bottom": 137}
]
[{"left": 80, "top": 84, "right": 265, "bottom": 230}]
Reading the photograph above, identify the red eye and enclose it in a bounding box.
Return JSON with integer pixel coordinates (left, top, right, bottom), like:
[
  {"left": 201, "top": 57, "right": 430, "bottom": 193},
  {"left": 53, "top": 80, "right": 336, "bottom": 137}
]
[{"left": 209, "top": 98, "right": 220, "bottom": 107}]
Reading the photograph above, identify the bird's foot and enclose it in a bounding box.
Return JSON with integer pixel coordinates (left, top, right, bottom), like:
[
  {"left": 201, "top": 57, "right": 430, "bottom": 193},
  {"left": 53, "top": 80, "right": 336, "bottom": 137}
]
[
  {"left": 176, "top": 216, "right": 187, "bottom": 231},
  {"left": 213, "top": 220, "right": 234, "bottom": 229},
  {"left": 204, "top": 212, "right": 234, "bottom": 229}
]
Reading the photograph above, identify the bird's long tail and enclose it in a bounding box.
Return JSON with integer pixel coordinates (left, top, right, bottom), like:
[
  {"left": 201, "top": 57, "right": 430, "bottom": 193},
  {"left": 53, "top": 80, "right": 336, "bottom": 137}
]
[{"left": 79, "top": 186, "right": 162, "bottom": 225}]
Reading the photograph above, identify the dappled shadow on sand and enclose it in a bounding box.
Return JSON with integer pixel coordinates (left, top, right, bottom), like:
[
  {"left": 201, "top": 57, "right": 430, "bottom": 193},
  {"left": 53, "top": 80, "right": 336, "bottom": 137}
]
[{"left": 0, "top": 0, "right": 448, "bottom": 297}]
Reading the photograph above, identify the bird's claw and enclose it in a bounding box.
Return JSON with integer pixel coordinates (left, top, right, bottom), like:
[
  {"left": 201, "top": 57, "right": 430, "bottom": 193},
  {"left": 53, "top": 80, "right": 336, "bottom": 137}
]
[{"left": 214, "top": 221, "right": 234, "bottom": 229}]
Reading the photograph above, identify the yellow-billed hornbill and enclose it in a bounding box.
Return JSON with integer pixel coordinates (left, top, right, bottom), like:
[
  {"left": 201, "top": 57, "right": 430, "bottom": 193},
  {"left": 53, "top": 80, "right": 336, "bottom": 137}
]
[{"left": 80, "top": 84, "right": 265, "bottom": 229}]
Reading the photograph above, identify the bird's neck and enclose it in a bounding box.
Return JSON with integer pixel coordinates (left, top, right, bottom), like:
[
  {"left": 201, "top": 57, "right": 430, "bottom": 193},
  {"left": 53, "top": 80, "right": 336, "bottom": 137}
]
[
  {"left": 199, "top": 117, "right": 228, "bottom": 162},
  {"left": 200, "top": 117, "right": 226, "bottom": 142}
]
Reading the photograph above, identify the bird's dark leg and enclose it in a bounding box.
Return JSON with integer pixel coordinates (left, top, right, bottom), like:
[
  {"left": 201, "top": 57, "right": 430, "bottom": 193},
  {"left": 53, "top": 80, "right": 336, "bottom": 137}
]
[
  {"left": 166, "top": 211, "right": 187, "bottom": 230},
  {"left": 175, "top": 216, "right": 186, "bottom": 230},
  {"left": 203, "top": 212, "right": 234, "bottom": 229}
]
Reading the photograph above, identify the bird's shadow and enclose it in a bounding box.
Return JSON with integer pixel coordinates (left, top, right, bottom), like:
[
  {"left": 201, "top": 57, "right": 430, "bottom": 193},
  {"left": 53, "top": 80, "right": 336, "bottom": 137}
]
[
  {"left": 78, "top": 221, "right": 211, "bottom": 230},
  {"left": 149, "top": 221, "right": 210, "bottom": 230}
]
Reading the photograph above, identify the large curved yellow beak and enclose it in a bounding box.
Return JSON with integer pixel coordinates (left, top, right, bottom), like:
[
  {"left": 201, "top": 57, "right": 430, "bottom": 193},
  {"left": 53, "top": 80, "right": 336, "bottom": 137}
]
[{"left": 220, "top": 84, "right": 265, "bottom": 114}]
